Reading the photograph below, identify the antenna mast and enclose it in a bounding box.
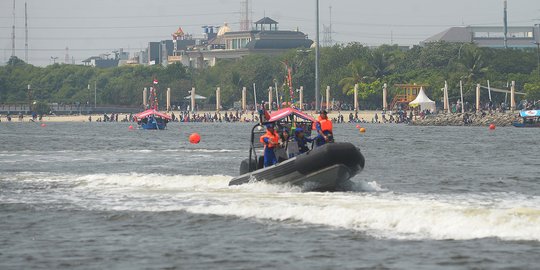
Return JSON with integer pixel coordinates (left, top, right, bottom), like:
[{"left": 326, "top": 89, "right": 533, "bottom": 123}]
[{"left": 25, "top": 2, "right": 28, "bottom": 62}]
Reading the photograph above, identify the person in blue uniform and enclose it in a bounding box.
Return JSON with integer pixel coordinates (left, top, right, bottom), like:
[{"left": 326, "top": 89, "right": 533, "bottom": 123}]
[{"left": 294, "top": 127, "right": 314, "bottom": 154}]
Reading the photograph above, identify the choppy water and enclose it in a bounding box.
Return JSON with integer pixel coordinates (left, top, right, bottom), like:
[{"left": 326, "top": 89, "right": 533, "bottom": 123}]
[{"left": 1, "top": 122, "right": 539, "bottom": 269}]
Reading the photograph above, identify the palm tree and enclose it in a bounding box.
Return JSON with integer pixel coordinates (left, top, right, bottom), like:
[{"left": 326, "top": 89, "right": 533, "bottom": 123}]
[
  {"left": 460, "top": 47, "right": 487, "bottom": 83},
  {"left": 339, "top": 59, "right": 373, "bottom": 95},
  {"left": 368, "top": 50, "right": 394, "bottom": 78}
]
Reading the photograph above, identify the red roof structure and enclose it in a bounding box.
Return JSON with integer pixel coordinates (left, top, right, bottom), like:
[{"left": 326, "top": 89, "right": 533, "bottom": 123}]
[
  {"left": 134, "top": 109, "right": 172, "bottom": 121},
  {"left": 267, "top": 107, "right": 315, "bottom": 122}
]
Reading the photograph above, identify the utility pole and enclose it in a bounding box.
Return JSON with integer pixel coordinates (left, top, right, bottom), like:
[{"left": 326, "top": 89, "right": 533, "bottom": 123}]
[
  {"left": 94, "top": 81, "right": 97, "bottom": 108},
  {"left": 503, "top": 0, "right": 508, "bottom": 49},
  {"left": 315, "top": 0, "right": 320, "bottom": 111},
  {"left": 535, "top": 41, "right": 540, "bottom": 77}
]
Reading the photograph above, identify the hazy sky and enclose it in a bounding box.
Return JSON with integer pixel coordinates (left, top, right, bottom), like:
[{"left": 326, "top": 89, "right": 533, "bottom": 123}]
[{"left": 1, "top": 0, "right": 539, "bottom": 66}]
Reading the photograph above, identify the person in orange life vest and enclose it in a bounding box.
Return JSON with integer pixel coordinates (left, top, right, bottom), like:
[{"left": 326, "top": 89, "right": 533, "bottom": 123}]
[
  {"left": 315, "top": 110, "right": 334, "bottom": 146},
  {"left": 260, "top": 123, "right": 280, "bottom": 167}
]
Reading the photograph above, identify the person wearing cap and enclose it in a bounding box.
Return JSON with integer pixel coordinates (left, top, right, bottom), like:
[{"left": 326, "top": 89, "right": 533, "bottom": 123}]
[
  {"left": 294, "top": 127, "right": 314, "bottom": 154},
  {"left": 315, "top": 110, "right": 334, "bottom": 146},
  {"left": 260, "top": 123, "right": 280, "bottom": 167}
]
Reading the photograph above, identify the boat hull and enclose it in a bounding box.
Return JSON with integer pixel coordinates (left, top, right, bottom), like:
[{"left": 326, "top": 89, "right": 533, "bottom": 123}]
[
  {"left": 140, "top": 122, "right": 167, "bottom": 130},
  {"left": 512, "top": 122, "right": 540, "bottom": 128},
  {"left": 229, "top": 142, "right": 365, "bottom": 192}
]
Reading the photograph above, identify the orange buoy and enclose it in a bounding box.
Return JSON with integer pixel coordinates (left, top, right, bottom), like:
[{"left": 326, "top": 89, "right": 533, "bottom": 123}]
[
  {"left": 128, "top": 125, "right": 134, "bottom": 130},
  {"left": 489, "top": 124, "right": 496, "bottom": 130},
  {"left": 189, "top": 133, "right": 201, "bottom": 144},
  {"left": 359, "top": 127, "right": 366, "bottom": 133}
]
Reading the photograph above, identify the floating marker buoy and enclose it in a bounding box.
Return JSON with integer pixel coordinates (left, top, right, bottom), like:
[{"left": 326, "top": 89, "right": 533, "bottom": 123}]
[
  {"left": 128, "top": 125, "right": 134, "bottom": 130},
  {"left": 489, "top": 124, "right": 496, "bottom": 130},
  {"left": 40, "top": 123, "right": 46, "bottom": 127},
  {"left": 356, "top": 124, "right": 360, "bottom": 129},
  {"left": 189, "top": 133, "right": 201, "bottom": 144},
  {"left": 359, "top": 127, "right": 366, "bottom": 133}
]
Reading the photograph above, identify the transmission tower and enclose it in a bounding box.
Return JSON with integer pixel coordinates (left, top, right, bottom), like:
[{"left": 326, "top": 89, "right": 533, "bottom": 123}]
[
  {"left": 11, "top": 0, "right": 16, "bottom": 58},
  {"left": 240, "top": 0, "right": 252, "bottom": 31},
  {"left": 25, "top": 2, "right": 28, "bottom": 63},
  {"left": 65, "top": 47, "right": 69, "bottom": 64},
  {"left": 322, "top": 6, "right": 333, "bottom": 47}
]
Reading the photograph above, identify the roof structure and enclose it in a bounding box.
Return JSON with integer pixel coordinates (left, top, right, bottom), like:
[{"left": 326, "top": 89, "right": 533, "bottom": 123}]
[
  {"left": 267, "top": 107, "right": 315, "bottom": 122},
  {"left": 422, "top": 25, "right": 540, "bottom": 48},
  {"left": 409, "top": 87, "right": 436, "bottom": 111},
  {"left": 255, "top": 17, "right": 278, "bottom": 24},
  {"left": 217, "top": 23, "right": 231, "bottom": 36},
  {"left": 134, "top": 109, "right": 172, "bottom": 120},
  {"left": 520, "top": 110, "right": 540, "bottom": 118},
  {"left": 423, "top": 27, "right": 471, "bottom": 43},
  {"left": 184, "top": 94, "right": 207, "bottom": 100}
]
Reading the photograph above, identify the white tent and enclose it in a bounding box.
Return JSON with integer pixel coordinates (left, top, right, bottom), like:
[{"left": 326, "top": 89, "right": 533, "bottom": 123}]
[
  {"left": 409, "top": 87, "right": 436, "bottom": 112},
  {"left": 184, "top": 94, "right": 207, "bottom": 100}
]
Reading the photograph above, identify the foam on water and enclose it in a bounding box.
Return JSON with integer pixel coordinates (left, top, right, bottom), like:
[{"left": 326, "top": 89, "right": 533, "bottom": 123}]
[{"left": 5, "top": 172, "right": 540, "bottom": 242}]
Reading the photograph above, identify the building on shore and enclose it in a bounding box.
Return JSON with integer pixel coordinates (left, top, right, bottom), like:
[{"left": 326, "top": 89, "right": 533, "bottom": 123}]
[
  {"left": 82, "top": 48, "right": 129, "bottom": 68},
  {"left": 168, "top": 17, "right": 313, "bottom": 69},
  {"left": 422, "top": 24, "right": 540, "bottom": 48},
  {"left": 81, "top": 17, "right": 312, "bottom": 68}
]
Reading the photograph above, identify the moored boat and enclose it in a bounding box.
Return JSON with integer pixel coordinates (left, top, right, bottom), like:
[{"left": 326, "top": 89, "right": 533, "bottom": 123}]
[
  {"left": 134, "top": 109, "right": 171, "bottom": 130},
  {"left": 134, "top": 79, "right": 171, "bottom": 130},
  {"left": 512, "top": 110, "right": 540, "bottom": 128}
]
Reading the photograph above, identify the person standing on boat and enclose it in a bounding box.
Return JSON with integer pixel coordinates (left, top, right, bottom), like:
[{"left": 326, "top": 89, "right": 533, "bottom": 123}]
[
  {"left": 260, "top": 123, "right": 280, "bottom": 167},
  {"left": 315, "top": 110, "right": 334, "bottom": 146}
]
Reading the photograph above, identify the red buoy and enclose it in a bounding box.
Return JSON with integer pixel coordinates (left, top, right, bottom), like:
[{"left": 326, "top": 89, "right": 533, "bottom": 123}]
[
  {"left": 189, "top": 133, "right": 201, "bottom": 144},
  {"left": 128, "top": 125, "right": 134, "bottom": 130},
  {"left": 40, "top": 123, "right": 46, "bottom": 127},
  {"left": 356, "top": 124, "right": 360, "bottom": 129},
  {"left": 489, "top": 124, "right": 496, "bottom": 130}
]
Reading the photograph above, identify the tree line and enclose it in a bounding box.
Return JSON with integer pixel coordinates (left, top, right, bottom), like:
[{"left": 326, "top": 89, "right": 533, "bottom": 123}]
[{"left": 1, "top": 42, "right": 539, "bottom": 110}]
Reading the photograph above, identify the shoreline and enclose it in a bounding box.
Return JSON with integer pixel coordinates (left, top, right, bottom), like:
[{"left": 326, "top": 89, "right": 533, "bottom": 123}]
[
  {"left": 1, "top": 110, "right": 380, "bottom": 123},
  {"left": 1, "top": 110, "right": 524, "bottom": 126}
]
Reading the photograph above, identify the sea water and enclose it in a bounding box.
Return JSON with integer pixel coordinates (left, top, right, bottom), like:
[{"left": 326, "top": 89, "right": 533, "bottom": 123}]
[{"left": 1, "top": 122, "right": 539, "bottom": 269}]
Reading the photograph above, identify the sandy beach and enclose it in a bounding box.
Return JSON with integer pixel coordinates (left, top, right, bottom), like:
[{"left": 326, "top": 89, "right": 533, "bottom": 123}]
[{"left": 5, "top": 110, "right": 380, "bottom": 123}]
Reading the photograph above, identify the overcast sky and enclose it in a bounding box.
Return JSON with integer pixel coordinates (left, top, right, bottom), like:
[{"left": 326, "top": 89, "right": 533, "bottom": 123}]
[{"left": 1, "top": 0, "right": 539, "bottom": 66}]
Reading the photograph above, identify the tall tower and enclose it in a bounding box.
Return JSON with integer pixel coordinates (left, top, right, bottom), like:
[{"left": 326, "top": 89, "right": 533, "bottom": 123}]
[
  {"left": 25, "top": 2, "right": 28, "bottom": 63},
  {"left": 322, "top": 6, "right": 333, "bottom": 47},
  {"left": 64, "top": 47, "right": 69, "bottom": 64},
  {"left": 11, "top": 0, "right": 16, "bottom": 58},
  {"left": 240, "top": 0, "right": 251, "bottom": 31},
  {"left": 503, "top": 0, "right": 508, "bottom": 49}
]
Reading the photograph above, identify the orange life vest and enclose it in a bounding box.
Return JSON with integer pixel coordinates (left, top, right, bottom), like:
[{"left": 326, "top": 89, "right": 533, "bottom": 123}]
[
  {"left": 260, "top": 130, "right": 279, "bottom": 149},
  {"left": 317, "top": 116, "right": 333, "bottom": 132}
]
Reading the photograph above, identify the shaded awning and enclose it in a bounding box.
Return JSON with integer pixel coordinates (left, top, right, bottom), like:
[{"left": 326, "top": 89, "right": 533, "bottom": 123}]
[
  {"left": 134, "top": 109, "right": 172, "bottom": 120},
  {"left": 520, "top": 110, "right": 540, "bottom": 117},
  {"left": 267, "top": 107, "right": 316, "bottom": 122},
  {"left": 184, "top": 94, "right": 207, "bottom": 100}
]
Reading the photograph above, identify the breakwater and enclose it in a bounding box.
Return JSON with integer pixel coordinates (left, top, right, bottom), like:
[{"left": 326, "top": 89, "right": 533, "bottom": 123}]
[{"left": 412, "top": 112, "right": 519, "bottom": 126}]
